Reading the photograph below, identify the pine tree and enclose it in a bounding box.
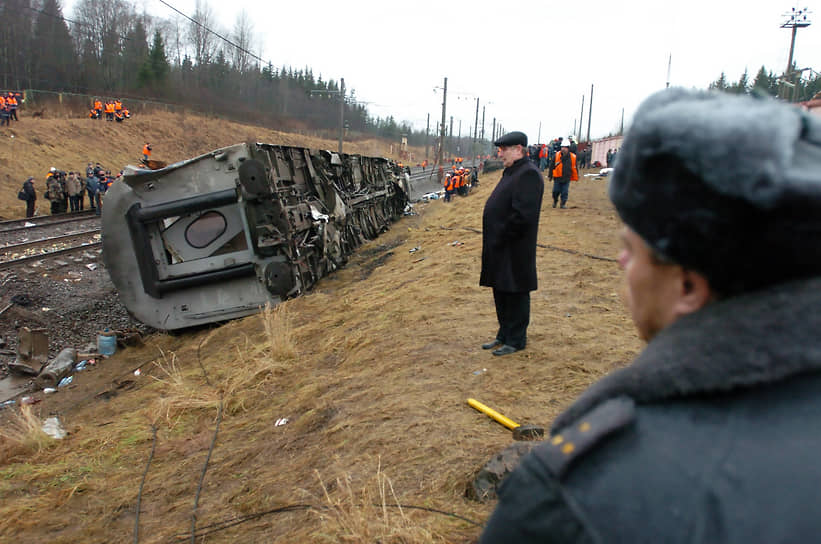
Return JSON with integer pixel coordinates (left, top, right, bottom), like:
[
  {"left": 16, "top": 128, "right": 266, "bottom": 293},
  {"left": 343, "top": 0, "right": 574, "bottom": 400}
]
[
  {"left": 32, "top": 0, "right": 79, "bottom": 91},
  {"left": 709, "top": 72, "right": 728, "bottom": 91}
]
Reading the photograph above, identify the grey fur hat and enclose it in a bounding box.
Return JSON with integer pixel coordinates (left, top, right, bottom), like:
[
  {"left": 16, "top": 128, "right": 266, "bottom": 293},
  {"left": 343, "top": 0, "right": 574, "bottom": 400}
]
[{"left": 609, "top": 88, "right": 821, "bottom": 295}]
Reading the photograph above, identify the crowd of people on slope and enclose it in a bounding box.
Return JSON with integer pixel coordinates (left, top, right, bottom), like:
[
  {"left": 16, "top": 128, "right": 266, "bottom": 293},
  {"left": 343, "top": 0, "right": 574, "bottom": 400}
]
[
  {"left": 18, "top": 162, "right": 121, "bottom": 218},
  {"left": 89, "top": 98, "right": 132, "bottom": 122},
  {"left": 1, "top": 91, "right": 22, "bottom": 126},
  {"left": 442, "top": 164, "right": 479, "bottom": 202}
]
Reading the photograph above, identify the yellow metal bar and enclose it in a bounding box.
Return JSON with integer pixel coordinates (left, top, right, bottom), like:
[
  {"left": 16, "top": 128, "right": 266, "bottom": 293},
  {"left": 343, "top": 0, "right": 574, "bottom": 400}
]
[{"left": 467, "top": 398, "right": 520, "bottom": 430}]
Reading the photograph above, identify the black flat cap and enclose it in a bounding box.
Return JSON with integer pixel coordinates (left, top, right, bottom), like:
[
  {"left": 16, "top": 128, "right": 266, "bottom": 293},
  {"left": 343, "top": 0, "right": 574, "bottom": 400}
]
[
  {"left": 610, "top": 88, "right": 821, "bottom": 295},
  {"left": 494, "top": 131, "right": 527, "bottom": 147}
]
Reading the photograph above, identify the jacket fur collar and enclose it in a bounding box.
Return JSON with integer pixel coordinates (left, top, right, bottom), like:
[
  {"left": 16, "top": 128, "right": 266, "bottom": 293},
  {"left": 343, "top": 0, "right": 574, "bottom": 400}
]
[{"left": 552, "top": 276, "right": 821, "bottom": 432}]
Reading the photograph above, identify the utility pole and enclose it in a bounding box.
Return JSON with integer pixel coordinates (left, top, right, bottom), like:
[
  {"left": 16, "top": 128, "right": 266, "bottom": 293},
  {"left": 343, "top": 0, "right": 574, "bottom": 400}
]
[
  {"left": 338, "top": 78, "right": 344, "bottom": 153},
  {"left": 473, "top": 97, "right": 479, "bottom": 161},
  {"left": 781, "top": 7, "right": 812, "bottom": 101},
  {"left": 438, "top": 77, "right": 447, "bottom": 168},
  {"left": 666, "top": 53, "right": 672, "bottom": 88},
  {"left": 449, "top": 115, "right": 454, "bottom": 158},
  {"left": 481, "top": 106, "right": 486, "bottom": 142},
  {"left": 310, "top": 77, "right": 346, "bottom": 153},
  {"left": 457, "top": 119, "right": 462, "bottom": 156},
  {"left": 578, "top": 95, "right": 585, "bottom": 142},
  {"left": 492, "top": 118, "right": 496, "bottom": 145},
  {"left": 425, "top": 113, "right": 430, "bottom": 160},
  {"left": 586, "top": 84, "right": 593, "bottom": 144},
  {"left": 537, "top": 122, "right": 541, "bottom": 144},
  {"left": 620, "top": 108, "right": 624, "bottom": 135}
]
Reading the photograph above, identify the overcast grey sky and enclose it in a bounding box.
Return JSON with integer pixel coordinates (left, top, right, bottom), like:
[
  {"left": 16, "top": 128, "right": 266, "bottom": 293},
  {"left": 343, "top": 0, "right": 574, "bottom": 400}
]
[{"left": 70, "top": 0, "right": 821, "bottom": 143}]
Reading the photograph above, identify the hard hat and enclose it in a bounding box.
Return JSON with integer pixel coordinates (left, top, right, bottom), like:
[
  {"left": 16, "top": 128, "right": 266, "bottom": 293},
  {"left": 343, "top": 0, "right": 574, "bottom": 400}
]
[
  {"left": 49, "top": 167, "right": 56, "bottom": 172},
  {"left": 561, "top": 141, "right": 570, "bottom": 147}
]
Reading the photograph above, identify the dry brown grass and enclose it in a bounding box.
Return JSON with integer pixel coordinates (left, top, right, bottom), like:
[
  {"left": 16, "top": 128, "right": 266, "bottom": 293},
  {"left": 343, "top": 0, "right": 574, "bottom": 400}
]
[
  {"left": 0, "top": 107, "right": 428, "bottom": 219},
  {"left": 0, "top": 404, "right": 53, "bottom": 460},
  {"left": 0, "top": 167, "right": 642, "bottom": 543}
]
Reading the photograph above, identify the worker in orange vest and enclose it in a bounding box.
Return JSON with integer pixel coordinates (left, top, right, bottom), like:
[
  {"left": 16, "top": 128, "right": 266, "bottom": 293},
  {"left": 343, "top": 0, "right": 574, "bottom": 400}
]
[
  {"left": 105, "top": 101, "right": 115, "bottom": 121},
  {"left": 93, "top": 99, "right": 103, "bottom": 118},
  {"left": 7, "top": 93, "right": 18, "bottom": 121},
  {"left": 0, "top": 95, "right": 7, "bottom": 126},
  {"left": 444, "top": 173, "right": 455, "bottom": 202},
  {"left": 143, "top": 142, "right": 152, "bottom": 161},
  {"left": 551, "top": 140, "right": 578, "bottom": 208}
]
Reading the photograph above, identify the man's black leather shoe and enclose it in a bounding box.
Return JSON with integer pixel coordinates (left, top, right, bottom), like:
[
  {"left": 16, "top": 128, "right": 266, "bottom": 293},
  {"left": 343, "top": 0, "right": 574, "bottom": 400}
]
[
  {"left": 482, "top": 339, "right": 503, "bottom": 350},
  {"left": 492, "top": 345, "right": 519, "bottom": 356}
]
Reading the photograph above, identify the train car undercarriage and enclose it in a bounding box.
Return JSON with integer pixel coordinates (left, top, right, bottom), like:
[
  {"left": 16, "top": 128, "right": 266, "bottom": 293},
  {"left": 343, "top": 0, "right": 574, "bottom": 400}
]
[{"left": 102, "top": 143, "right": 408, "bottom": 330}]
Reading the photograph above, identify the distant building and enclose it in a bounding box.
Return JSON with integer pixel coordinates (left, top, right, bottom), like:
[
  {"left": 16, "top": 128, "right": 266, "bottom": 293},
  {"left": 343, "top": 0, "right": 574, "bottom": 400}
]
[
  {"left": 591, "top": 135, "right": 623, "bottom": 167},
  {"left": 799, "top": 97, "right": 821, "bottom": 118}
]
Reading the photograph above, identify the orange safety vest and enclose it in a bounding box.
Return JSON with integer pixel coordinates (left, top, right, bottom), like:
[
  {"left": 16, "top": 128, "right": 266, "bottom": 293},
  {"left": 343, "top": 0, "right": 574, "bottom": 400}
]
[
  {"left": 0, "top": 96, "right": 5, "bottom": 108},
  {"left": 114, "top": 100, "right": 122, "bottom": 111},
  {"left": 143, "top": 144, "right": 151, "bottom": 157},
  {"left": 105, "top": 103, "right": 115, "bottom": 113},
  {"left": 552, "top": 152, "right": 578, "bottom": 181},
  {"left": 8, "top": 96, "right": 17, "bottom": 106},
  {"left": 94, "top": 100, "right": 102, "bottom": 110}
]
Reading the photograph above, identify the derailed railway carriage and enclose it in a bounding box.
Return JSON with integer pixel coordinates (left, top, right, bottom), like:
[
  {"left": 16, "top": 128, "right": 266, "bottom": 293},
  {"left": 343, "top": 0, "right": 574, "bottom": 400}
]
[{"left": 102, "top": 142, "right": 408, "bottom": 330}]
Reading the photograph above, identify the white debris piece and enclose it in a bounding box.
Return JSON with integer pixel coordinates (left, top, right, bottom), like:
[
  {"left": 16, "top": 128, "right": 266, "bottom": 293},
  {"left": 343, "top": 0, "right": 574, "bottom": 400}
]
[{"left": 42, "top": 417, "right": 67, "bottom": 439}]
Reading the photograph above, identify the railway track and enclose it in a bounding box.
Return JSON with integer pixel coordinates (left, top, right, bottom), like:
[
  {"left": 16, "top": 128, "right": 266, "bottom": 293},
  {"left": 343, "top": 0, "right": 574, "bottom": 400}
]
[
  {"left": 0, "top": 209, "right": 98, "bottom": 234},
  {"left": 0, "top": 228, "right": 102, "bottom": 271}
]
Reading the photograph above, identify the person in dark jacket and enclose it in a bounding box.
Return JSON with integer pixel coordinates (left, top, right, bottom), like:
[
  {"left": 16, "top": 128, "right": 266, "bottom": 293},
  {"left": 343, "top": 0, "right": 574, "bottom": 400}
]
[
  {"left": 480, "top": 88, "right": 821, "bottom": 543},
  {"left": 22, "top": 176, "right": 36, "bottom": 218},
  {"left": 479, "top": 131, "right": 544, "bottom": 356}
]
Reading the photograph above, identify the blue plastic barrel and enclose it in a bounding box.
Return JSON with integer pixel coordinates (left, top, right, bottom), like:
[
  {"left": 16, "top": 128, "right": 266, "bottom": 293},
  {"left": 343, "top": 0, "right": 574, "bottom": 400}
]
[{"left": 97, "top": 329, "right": 117, "bottom": 356}]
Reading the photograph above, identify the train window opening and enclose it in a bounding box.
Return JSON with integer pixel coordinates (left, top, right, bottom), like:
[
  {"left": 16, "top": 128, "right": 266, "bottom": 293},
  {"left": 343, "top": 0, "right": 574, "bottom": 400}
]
[{"left": 185, "top": 211, "right": 227, "bottom": 248}]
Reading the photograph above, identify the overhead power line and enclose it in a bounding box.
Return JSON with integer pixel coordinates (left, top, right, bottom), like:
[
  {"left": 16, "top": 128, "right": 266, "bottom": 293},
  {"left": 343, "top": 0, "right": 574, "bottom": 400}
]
[{"left": 156, "top": 0, "right": 267, "bottom": 67}]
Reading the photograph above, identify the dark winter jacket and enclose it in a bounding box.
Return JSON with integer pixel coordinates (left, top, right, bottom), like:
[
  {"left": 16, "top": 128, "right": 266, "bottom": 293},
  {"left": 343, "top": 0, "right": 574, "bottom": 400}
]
[
  {"left": 481, "top": 276, "right": 821, "bottom": 543},
  {"left": 22, "top": 178, "right": 36, "bottom": 202},
  {"left": 86, "top": 176, "right": 100, "bottom": 194},
  {"left": 480, "top": 157, "right": 544, "bottom": 292}
]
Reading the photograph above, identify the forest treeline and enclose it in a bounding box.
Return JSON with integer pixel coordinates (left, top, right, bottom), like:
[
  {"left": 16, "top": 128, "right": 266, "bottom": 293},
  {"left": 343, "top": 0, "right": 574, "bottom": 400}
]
[
  {"left": 2, "top": 1, "right": 818, "bottom": 150},
  {"left": 0, "top": 0, "right": 442, "bottom": 147},
  {"left": 708, "top": 65, "right": 821, "bottom": 102}
]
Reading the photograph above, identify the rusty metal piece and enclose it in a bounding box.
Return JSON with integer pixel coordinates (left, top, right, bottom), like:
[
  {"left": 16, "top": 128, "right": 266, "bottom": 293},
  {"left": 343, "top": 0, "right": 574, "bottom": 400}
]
[{"left": 17, "top": 326, "right": 48, "bottom": 365}]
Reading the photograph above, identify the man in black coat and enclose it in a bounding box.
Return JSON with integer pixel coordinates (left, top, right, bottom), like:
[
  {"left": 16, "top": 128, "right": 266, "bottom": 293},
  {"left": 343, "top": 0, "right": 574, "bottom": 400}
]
[
  {"left": 21, "top": 176, "right": 36, "bottom": 218},
  {"left": 480, "top": 89, "right": 821, "bottom": 542},
  {"left": 479, "top": 131, "right": 544, "bottom": 356}
]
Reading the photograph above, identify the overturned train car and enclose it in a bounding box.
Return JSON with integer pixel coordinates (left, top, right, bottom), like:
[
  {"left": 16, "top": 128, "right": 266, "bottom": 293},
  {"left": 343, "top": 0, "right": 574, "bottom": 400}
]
[{"left": 102, "top": 143, "right": 408, "bottom": 330}]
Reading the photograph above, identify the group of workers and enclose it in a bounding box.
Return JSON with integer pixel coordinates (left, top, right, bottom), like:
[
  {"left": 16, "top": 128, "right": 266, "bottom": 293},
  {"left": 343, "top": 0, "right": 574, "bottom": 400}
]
[
  {"left": 1, "top": 91, "right": 21, "bottom": 126},
  {"left": 443, "top": 166, "right": 478, "bottom": 202},
  {"left": 19, "top": 163, "right": 119, "bottom": 218},
  {"left": 89, "top": 98, "right": 132, "bottom": 122}
]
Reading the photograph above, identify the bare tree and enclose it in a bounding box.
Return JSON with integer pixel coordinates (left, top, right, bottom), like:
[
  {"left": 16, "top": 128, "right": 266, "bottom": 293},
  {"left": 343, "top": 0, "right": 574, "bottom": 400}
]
[
  {"left": 70, "top": 0, "right": 135, "bottom": 89},
  {"left": 231, "top": 9, "right": 254, "bottom": 75},
  {"left": 189, "top": 0, "right": 216, "bottom": 67}
]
